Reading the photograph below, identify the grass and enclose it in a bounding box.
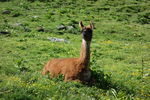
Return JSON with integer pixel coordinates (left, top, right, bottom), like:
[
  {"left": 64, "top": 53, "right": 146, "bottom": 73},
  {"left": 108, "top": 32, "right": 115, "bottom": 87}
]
[{"left": 0, "top": 0, "right": 150, "bottom": 100}]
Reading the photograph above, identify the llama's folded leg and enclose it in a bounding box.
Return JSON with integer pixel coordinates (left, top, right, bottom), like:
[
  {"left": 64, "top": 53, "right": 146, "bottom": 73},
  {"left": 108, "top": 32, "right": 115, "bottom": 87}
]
[{"left": 64, "top": 74, "right": 72, "bottom": 82}]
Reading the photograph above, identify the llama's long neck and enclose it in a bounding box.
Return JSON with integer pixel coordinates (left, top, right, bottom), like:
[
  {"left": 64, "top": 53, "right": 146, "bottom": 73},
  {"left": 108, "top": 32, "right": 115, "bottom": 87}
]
[{"left": 79, "top": 39, "right": 91, "bottom": 67}]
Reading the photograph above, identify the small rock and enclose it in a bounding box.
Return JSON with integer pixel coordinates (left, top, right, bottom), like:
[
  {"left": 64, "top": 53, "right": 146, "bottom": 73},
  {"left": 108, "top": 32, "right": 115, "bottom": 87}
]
[
  {"left": 67, "top": 26, "right": 74, "bottom": 30},
  {"left": 57, "top": 25, "right": 66, "bottom": 30},
  {"left": 13, "top": 23, "right": 31, "bottom": 32},
  {"left": 36, "top": 26, "right": 45, "bottom": 32},
  {"left": 47, "top": 37, "right": 69, "bottom": 43},
  {"left": 0, "top": 30, "right": 11, "bottom": 35},
  {"left": 14, "top": 22, "right": 23, "bottom": 26},
  {"left": 31, "top": 16, "right": 39, "bottom": 21},
  {"left": 2, "top": 10, "right": 11, "bottom": 14},
  {"left": 32, "top": 16, "right": 39, "bottom": 18},
  {"left": 143, "top": 73, "right": 150, "bottom": 78},
  {"left": 12, "top": 13, "right": 21, "bottom": 17}
]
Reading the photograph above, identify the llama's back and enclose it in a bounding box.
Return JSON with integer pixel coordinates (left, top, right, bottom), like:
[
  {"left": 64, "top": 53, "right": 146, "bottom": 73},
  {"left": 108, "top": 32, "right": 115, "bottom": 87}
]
[{"left": 42, "top": 58, "right": 79, "bottom": 76}]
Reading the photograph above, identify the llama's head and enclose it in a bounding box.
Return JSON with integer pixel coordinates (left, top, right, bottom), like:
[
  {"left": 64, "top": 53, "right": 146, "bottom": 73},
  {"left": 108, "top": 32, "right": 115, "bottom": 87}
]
[{"left": 79, "top": 21, "right": 94, "bottom": 41}]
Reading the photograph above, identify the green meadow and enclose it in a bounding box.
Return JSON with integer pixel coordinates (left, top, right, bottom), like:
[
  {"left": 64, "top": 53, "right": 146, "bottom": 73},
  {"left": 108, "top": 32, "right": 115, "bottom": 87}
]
[{"left": 0, "top": 0, "right": 150, "bottom": 100}]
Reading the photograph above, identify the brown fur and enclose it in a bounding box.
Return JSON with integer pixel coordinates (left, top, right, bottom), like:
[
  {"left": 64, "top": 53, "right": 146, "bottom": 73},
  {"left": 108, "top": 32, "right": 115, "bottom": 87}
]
[{"left": 42, "top": 21, "right": 94, "bottom": 82}]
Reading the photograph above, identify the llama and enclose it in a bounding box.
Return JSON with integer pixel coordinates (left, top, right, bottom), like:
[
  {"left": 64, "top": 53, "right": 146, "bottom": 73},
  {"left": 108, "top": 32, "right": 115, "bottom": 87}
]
[{"left": 42, "top": 21, "right": 94, "bottom": 82}]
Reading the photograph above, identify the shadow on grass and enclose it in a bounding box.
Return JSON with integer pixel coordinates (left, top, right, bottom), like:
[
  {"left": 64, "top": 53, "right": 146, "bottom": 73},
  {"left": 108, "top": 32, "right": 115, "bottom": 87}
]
[{"left": 84, "top": 70, "right": 134, "bottom": 94}]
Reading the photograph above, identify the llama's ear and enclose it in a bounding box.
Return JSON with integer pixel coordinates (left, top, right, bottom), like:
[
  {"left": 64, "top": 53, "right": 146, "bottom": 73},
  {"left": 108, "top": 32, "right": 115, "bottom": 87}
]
[
  {"left": 79, "top": 21, "right": 84, "bottom": 29},
  {"left": 90, "top": 21, "right": 94, "bottom": 30}
]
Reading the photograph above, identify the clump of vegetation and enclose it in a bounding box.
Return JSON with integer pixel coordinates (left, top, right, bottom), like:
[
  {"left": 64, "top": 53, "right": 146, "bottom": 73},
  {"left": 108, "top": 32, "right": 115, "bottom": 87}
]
[{"left": 137, "top": 12, "right": 150, "bottom": 24}]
